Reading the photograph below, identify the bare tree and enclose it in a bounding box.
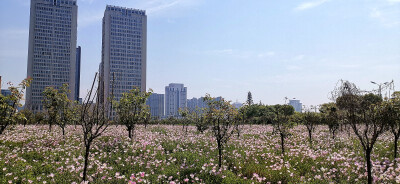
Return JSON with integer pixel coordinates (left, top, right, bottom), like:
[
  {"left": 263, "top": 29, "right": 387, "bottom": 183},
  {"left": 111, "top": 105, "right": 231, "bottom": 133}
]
[
  {"left": 204, "top": 94, "right": 238, "bottom": 168},
  {"left": 81, "top": 72, "right": 114, "bottom": 182}
]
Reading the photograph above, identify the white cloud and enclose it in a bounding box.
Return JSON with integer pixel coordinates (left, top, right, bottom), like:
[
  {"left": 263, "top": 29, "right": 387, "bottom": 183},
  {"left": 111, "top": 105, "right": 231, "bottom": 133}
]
[
  {"left": 139, "top": 0, "right": 202, "bottom": 15},
  {"left": 294, "top": 0, "right": 330, "bottom": 11},
  {"left": 370, "top": 7, "right": 400, "bottom": 27}
]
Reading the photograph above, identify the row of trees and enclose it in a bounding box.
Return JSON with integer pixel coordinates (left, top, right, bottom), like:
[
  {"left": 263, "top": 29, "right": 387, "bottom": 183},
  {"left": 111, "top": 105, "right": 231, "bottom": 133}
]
[{"left": 1, "top": 78, "right": 399, "bottom": 184}]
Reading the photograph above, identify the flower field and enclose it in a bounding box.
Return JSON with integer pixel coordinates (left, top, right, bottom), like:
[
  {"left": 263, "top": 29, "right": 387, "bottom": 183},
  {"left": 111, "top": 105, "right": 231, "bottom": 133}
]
[{"left": 0, "top": 125, "right": 399, "bottom": 184}]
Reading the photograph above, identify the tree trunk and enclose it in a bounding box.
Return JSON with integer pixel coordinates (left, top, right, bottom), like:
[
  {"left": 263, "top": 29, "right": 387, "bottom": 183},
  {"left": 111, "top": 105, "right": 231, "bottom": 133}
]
[
  {"left": 280, "top": 133, "right": 285, "bottom": 155},
  {"left": 394, "top": 135, "right": 399, "bottom": 160},
  {"left": 332, "top": 129, "right": 336, "bottom": 140},
  {"left": 49, "top": 123, "right": 52, "bottom": 132},
  {"left": 217, "top": 140, "right": 222, "bottom": 168},
  {"left": 0, "top": 125, "right": 7, "bottom": 135},
  {"left": 62, "top": 127, "right": 65, "bottom": 136},
  {"left": 128, "top": 127, "right": 132, "bottom": 139},
  {"left": 82, "top": 143, "right": 91, "bottom": 182},
  {"left": 308, "top": 130, "right": 312, "bottom": 145},
  {"left": 366, "top": 148, "right": 373, "bottom": 184}
]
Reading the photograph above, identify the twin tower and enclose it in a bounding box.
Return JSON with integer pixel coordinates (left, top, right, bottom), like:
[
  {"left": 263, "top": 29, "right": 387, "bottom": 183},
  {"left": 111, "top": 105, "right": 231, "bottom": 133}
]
[{"left": 25, "top": 0, "right": 147, "bottom": 112}]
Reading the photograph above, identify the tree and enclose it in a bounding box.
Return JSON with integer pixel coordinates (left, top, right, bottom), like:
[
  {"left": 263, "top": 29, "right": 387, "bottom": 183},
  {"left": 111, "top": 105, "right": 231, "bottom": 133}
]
[
  {"left": 81, "top": 73, "right": 113, "bottom": 182},
  {"left": 335, "top": 81, "right": 385, "bottom": 184},
  {"left": 117, "top": 87, "right": 152, "bottom": 140},
  {"left": 270, "top": 104, "right": 295, "bottom": 155},
  {"left": 189, "top": 107, "right": 208, "bottom": 133},
  {"left": 320, "top": 103, "right": 340, "bottom": 139},
  {"left": 141, "top": 106, "right": 151, "bottom": 129},
  {"left": 179, "top": 107, "right": 190, "bottom": 133},
  {"left": 42, "top": 84, "right": 73, "bottom": 136},
  {"left": 381, "top": 91, "right": 400, "bottom": 160},
  {"left": 0, "top": 78, "right": 31, "bottom": 135},
  {"left": 302, "top": 110, "right": 321, "bottom": 146},
  {"left": 246, "top": 91, "right": 253, "bottom": 106},
  {"left": 204, "top": 94, "right": 238, "bottom": 168}
]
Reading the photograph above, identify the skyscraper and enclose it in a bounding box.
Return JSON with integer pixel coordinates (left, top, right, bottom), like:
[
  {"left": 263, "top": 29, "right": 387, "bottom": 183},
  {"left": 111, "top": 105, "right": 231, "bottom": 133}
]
[
  {"left": 75, "top": 46, "right": 81, "bottom": 101},
  {"left": 100, "top": 5, "right": 147, "bottom": 106},
  {"left": 26, "top": 0, "right": 78, "bottom": 112},
  {"left": 289, "top": 99, "right": 302, "bottom": 112},
  {"left": 146, "top": 93, "right": 164, "bottom": 118},
  {"left": 165, "top": 83, "right": 187, "bottom": 117}
]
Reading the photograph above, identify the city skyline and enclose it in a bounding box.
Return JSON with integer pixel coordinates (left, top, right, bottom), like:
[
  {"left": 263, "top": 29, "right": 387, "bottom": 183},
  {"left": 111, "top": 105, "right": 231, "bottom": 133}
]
[{"left": 1, "top": 0, "right": 399, "bottom": 106}]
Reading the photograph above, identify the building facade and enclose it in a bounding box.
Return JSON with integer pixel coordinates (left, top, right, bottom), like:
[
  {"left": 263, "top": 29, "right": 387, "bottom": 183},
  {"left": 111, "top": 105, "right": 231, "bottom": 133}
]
[
  {"left": 100, "top": 5, "right": 147, "bottom": 107},
  {"left": 75, "top": 46, "right": 81, "bottom": 101},
  {"left": 146, "top": 93, "right": 164, "bottom": 118},
  {"left": 26, "top": 0, "right": 78, "bottom": 112},
  {"left": 187, "top": 97, "right": 207, "bottom": 112},
  {"left": 1, "top": 89, "right": 12, "bottom": 97},
  {"left": 289, "top": 99, "right": 302, "bottom": 112},
  {"left": 165, "top": 83, "right": 187, "bottom": 117}
]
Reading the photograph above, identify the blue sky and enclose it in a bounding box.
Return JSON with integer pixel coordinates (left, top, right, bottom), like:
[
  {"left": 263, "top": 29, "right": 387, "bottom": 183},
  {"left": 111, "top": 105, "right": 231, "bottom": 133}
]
[{"left": 0, "top": 0, "right": 399, "bottom": 106}]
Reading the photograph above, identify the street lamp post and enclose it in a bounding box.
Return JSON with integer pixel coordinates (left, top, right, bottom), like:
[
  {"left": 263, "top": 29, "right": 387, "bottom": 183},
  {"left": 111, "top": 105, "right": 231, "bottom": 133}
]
[{"left": 371, "top": 81, "right": 389, "bottom": 98}]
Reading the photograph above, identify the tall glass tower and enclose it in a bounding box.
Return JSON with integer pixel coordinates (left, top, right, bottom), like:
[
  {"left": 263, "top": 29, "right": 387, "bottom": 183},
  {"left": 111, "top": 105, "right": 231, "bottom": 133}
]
[
  {"left": 100, "top": 5, "right": 147, "bottom": 106},
  {"left": 26, "top": 0, "right": 78, "bottom": 112}
]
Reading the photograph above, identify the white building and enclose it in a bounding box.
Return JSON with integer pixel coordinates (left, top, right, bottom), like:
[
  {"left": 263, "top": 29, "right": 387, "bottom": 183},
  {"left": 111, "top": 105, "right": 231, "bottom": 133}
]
[
  {"left": 289, "top": 99, "right": 302, "bottom": 112},
  {"left": 26, "top": 0, "right": 78, "bottom": 112},
  {"left": 165, "top": 83, "right": 187, "bottom": 117},
  {"left": 100, "top": 5, "right": 147, "bottom": 106}
]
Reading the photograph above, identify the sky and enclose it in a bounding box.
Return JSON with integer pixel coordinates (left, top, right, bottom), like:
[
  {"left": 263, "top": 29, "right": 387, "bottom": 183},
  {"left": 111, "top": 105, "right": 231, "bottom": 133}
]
[{"left": 0, "top": 0, "right": 399, "bottom": 106}]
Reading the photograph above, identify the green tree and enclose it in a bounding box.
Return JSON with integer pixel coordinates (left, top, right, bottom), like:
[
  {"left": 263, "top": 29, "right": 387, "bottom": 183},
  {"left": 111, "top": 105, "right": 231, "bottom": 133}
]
[
  {"left": 179, "top": 107, "right": 190, "bottom": 133},
  {"left": 0, "top": 78, "right": 31, "bottom": 135},
  {"left": 117, "top": 87, "right": 152, "bottom": 140},
  {"left": 270, "top": 104, "right": 295, "bottom": 155},
  {"left": 189, "top": 107, "right": 208, "bottom": 133},
  {"left": 380, "top": 91, "right": 400, "bottom": 160},
  {"left": 335, "top": 81, "right": 385, "bottom": 184},
  {"left": 42, "top": 84, "right": 72, "bottom": 135},
  {"left": 246, "top": 91, "right": 253, "bottom": 106},
  {"left": 301, "top": 110, "right": 321, "bottom": 146},
  {"left": 204, "top": 94, "right": 238, "bottom": 168},
  {"left": 320, "top": 102, "right": 340, "bottom": 139}
]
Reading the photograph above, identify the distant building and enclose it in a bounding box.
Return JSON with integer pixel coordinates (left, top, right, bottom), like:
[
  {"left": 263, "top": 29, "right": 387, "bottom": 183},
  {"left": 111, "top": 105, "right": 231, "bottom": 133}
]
[
  {"left": 289, "top": 99, "right": 302, "bottom": 112},
  {"left": 165, "top": 83, "right": 187, "bottom": 117},
  {"left": 26, "top": 0, "right": 79, "bottom": 112},
  {"left": 232, "top": 101, "right": 243, "bottom": 109},
  {"left": 187, "top": 97, "right": 207, "bottom": 112},
  {"left": 1, "top": 89, "right": 11, "bottom": 97},
  {"left": 75, "top": 46, "right": 81, "bottom": 101},
  {"left": 146, "top": 93, "right": 164, "bottom": 118},
  {"left": 99, "top": 5, "right": 147, "bottom": 108}
]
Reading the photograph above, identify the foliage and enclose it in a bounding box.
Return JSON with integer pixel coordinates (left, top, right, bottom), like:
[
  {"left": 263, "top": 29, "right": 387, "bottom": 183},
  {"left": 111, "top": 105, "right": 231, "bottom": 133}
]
[
  {"left": 0, "top": 78, "right": 31, "bottom": 135},
  {"left": 204, "top": 94, "right": 238, "bottom": 168},
  {"left": 42, "top": 84, "right": 75, "bottom": 135},
  {"left": 189, "top": 107, "right": 209, "bottom": 133},
  {"left": 270, "top": 104, "right": 295, "bottom": 155},
  {"left": 319, "top": 102, "right": 340, "bottom": 139},
  {"left": 335, "top": 81, "right": 385, "bottom": 184},
  {"left": 116, "top": 87, "right": 152, "bottom": 139}
]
